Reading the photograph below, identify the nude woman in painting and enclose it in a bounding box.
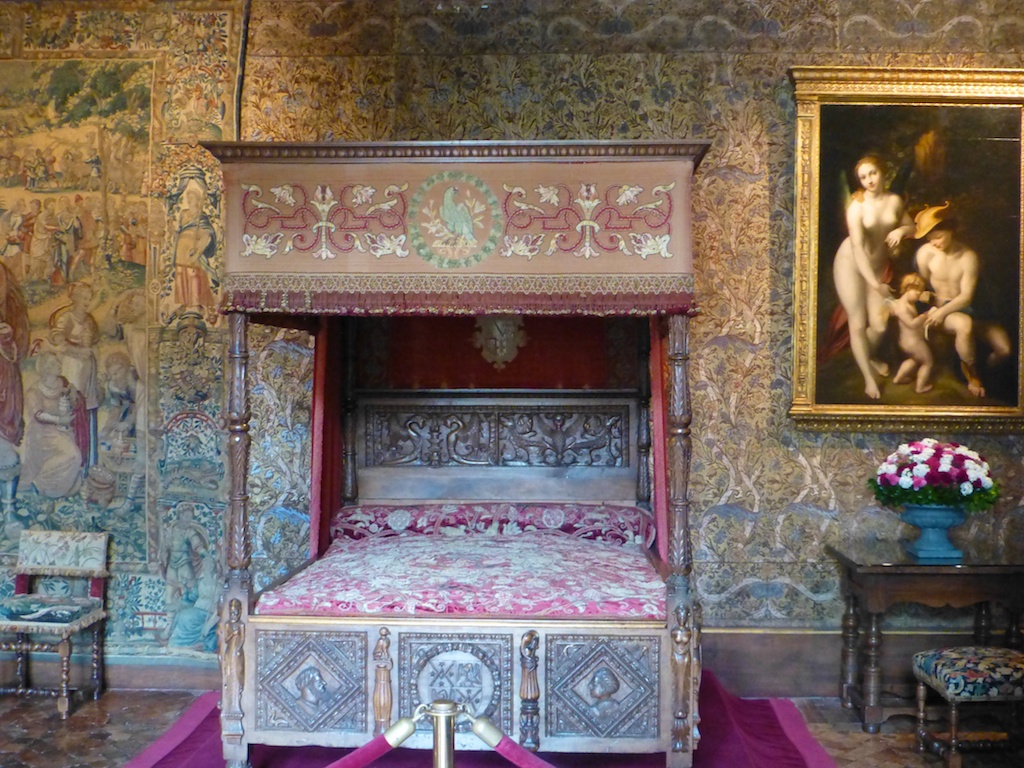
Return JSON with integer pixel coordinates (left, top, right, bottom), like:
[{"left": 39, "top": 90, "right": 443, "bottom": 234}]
[{"left": 830, "top": 153, "right": 915, "bottom": 399}]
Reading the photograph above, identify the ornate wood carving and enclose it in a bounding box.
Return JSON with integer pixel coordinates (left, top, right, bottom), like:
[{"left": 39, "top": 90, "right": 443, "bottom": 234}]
[
  {"left": 255, "top": 630, "right": 367, "bottom": 733},
  {"left": 398, "top": 633, "right": 513, "bottom": 735},
  {"left": 222, "top": 312, "right": 254, "bottom": 768},
  {"left": 473, "top": 315, "right": 528, "bottom": 369},
  {"left": 670, "top": 599, "right": 702, "bottom": 758},
  {"left": 213, "top": 138, "right": 706, "bottom": 766},
  {"left": 219, "top": 594, "right": 246, "bottom": 746},
  {"left": 372, "top": 627, "right": 393, "bottom": 735},
  {"left": 665, "top": 314, "right": 692, "bottom": 575},
  {"left": 366, "top": 404, "right": 628, "bottom": 469},
  {"left": 840, "top": 595, "right": 859, "bottom": 707},
  {"left": 518, "top": 630, "right": 540, "bottom": 751},
  {"left": 226, "top": 312, "right": 251, "bottom": 570},
  {"left": 545, "top": 635, "right": 660, "bottom": 739},
  {"left": 663, "top": 313, "right": 699, "bottom": 766}
]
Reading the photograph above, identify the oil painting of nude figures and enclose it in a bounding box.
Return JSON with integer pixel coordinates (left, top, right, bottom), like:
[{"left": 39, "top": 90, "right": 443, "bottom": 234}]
[{"left": 792, "top": 84, "right": 1024, "bottom": 430}]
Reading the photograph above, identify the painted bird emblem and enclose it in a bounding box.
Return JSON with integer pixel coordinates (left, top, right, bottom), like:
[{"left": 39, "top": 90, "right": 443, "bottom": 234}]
[{"left": 440, "top": 186, "right": 477, "bottom": 246}]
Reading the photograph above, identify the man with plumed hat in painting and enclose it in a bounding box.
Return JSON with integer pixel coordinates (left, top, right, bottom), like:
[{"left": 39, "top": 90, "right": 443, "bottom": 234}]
[{"left": 913, "top": 202, "right": 1013, "bottom": 398}]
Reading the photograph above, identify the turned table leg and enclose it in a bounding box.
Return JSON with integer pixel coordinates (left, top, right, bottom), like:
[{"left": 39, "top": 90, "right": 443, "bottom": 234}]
[
  {"left": 58, "top": 638, "right": 71, "bottom": 719},
  {"left": 861, "top": 612, "right": 883, "bottom": 733},
  {"left": 840, "top": 594, "right": 860, "bottom": 708}
]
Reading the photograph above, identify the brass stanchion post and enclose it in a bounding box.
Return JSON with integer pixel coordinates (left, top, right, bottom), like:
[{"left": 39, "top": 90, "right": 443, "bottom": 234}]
[{"left": 426, "top": 699, "right": 459, "bottom": 768}]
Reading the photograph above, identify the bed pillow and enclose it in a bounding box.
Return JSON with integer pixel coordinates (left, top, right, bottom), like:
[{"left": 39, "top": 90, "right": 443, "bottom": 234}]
[
  {"left": 330, "top": 502, "right": 654, "bottom": 548},
  {"left": 330, "top": 502, "right": 518, "bottom": 541},
  {"left": 518, "top": 503, "right": 656, "bottom": 548}
]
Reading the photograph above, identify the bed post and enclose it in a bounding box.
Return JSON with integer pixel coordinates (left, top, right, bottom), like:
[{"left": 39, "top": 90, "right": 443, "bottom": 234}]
[
  {"left": 222, "top": 310, "right": 252, "bottom": 768},
  {"left": 665, "top": 312, "right": 701, "bottom": 768}
]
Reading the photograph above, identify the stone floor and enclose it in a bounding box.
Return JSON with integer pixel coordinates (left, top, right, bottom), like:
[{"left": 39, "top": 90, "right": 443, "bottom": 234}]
[
  {"left": 794, "top": 697, "right": 1023, "bottom": 768},
  {"left": 0, "top": 689, "right": 1020, "bottom": 768},
  {"left": 0, "top": 690, "right": 197, "bottom": 768}
]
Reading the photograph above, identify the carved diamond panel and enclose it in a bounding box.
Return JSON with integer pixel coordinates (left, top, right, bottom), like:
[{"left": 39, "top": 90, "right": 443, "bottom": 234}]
[
  {"left": 256, "top": 629, "right": 367, "bottom": 733},
  {"left": 398, "top": 632, "right": 513, "bottom": 734},
  {"left": 546, "top": 635, "right": 660, "bottom": 739}
]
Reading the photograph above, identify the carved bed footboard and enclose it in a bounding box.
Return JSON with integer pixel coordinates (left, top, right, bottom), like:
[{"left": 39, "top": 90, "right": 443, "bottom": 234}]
[{"left": 242, "top": 619, "right": 674, "bottom": 752}]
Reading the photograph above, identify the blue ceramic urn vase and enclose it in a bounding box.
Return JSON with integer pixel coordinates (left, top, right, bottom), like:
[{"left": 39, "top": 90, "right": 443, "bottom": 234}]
[{"left": 900, "top": 504, "right": 965, "bottom": 561}]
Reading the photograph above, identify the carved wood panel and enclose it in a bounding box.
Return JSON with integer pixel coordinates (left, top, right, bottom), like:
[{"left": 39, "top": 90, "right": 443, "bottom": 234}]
[
  {"left": 365, "top": 404, "right": 630, "bottom": 469},
  {"left": 255, "top": 629, "right": 367, "bottom": 733},
  {"left": 545, "top": 634, "right": 660, "bottom": 739},
  {"left": 398, "top": 632, "right": 513, "bottom": 734}
]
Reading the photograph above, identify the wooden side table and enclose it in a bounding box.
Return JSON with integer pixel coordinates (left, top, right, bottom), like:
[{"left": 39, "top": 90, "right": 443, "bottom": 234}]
[{"left": 826, "top": 542, "right": 1024, "bottom": 733}]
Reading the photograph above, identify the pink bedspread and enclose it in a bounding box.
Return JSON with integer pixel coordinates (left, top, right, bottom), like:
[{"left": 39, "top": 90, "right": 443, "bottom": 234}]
[{"left": 255, "top": 533, "right": 666, "bottom": 620}]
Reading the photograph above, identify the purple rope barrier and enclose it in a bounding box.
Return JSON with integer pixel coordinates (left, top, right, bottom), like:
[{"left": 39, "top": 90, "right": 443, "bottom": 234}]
[
  {"left": 320, "top": 734, "right": 393, "bottom": 768},
  {"left": 320, "top": 705, "right": 563, "bottom": 768},
  {"left": 493, "top": 737, "right": 561, "bottom": 768},
  {"left": 322, "top": 718, "right": 417, "bottom": 768},
  {"left": 471, "top": 714, "right": 560, "bottom": 768}
]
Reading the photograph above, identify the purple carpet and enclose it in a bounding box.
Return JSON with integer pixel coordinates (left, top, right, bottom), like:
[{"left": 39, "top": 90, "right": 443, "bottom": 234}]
[{"left": 125, "top": 671, "right": 834, "bottom": 768}]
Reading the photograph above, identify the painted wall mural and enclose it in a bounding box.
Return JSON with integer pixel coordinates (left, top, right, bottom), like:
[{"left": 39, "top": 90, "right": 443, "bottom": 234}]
[{"left": 4, "top": 0, "right": 1024, "bottom": 671}]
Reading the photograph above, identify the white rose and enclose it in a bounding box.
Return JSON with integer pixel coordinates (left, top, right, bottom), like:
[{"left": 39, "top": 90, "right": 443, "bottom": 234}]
[{"left": 960, "top": 481, "right": 974, "bottom": 496}]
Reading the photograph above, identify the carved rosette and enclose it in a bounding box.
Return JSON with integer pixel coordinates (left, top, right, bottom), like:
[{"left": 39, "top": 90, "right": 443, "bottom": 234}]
[{"left": 398, "top": 633, "right": 513, "bottom": 735}]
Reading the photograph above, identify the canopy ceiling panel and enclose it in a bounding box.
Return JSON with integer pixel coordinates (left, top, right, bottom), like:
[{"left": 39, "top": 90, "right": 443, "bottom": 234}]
[{"left": 205, "top": 140, "right": 710, "bottom": 316}]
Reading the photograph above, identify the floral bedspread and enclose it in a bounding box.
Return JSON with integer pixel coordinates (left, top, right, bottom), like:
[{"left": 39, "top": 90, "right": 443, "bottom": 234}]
[{"left": 255, "top": 532, "right": 665, "bottom": 619}]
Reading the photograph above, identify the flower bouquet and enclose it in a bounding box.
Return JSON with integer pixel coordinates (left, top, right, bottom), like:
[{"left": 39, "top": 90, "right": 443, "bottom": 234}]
[{"left": 868, "top": 438, "right": 998, "bottom": 560}]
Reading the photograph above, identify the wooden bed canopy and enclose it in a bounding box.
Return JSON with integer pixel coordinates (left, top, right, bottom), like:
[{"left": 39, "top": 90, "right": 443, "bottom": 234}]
[{"left": 206, "top": 139, "right": 710, "bottom": 768}]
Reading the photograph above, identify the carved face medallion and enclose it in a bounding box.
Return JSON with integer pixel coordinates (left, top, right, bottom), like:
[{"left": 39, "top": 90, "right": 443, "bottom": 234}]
[{"left": 472, "top": 315, "right": 527, "bottom": 370}]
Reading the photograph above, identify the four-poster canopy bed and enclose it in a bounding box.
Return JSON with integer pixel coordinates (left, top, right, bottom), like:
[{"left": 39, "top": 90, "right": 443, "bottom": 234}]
[{"left": 206, "top": 139, "right": 710, "bottom": 768}]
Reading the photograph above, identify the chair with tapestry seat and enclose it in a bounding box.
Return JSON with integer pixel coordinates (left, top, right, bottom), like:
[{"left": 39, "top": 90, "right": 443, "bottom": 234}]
[
  {"left": 913, "top": 645, "right": 1024, "bottom": 768},
  {"left": 0, "top": 530, "right": 109, "bottom": 718}
]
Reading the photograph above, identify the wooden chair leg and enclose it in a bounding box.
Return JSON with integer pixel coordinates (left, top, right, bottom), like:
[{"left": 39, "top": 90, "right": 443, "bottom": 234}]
[
  {"left": 92, "top": 622, "right": 105, "bottom": 699},
  {"left": 58, "top": 638, "right": 71, "bottom": 719},
  {"left": 947, "top": 701, "right": 962, "bottom": 768},
  {"left": 15, "top": 632, "right": 28, "bottom": 692},
  {"left": 915, "top": 681, "right": 927, "bottom": 753}
]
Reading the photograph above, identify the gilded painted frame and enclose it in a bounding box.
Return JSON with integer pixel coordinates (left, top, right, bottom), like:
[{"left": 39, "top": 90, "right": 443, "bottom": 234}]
[{"left": 790, "top": 67, "right": 1024, "bottom": 432}]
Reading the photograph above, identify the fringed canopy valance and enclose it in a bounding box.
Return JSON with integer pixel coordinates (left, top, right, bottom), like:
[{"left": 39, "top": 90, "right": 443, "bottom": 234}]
[{"left": 205, "top": 140, "right": 709, "bottom": 316}]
